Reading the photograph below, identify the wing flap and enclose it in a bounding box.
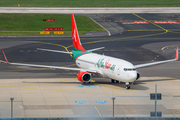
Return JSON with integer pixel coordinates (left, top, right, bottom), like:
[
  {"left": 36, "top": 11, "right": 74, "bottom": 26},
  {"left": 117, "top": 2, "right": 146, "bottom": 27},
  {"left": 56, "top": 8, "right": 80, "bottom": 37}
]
[
  {"left": 2, "top": 50, "right": 97, "bottom": 73},
  {"left": 10, "top": 62, "right": 97, "bottom": 73}
]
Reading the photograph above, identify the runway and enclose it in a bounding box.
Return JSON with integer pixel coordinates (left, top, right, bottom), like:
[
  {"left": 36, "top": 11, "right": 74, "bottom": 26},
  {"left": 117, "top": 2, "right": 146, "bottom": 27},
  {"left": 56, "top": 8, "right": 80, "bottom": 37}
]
[
  {"left": 0, "top": 13, "right": 180, "bottom": 117},
  {"left": 0, "top": 7, "right": 180, "bottom": 13}
]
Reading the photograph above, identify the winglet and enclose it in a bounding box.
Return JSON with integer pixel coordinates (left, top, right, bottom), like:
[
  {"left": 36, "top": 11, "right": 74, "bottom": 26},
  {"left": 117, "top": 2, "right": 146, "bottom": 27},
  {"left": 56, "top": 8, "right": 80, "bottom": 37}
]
[
  {"left": 175, "top": 46, "right": 179, "bottom": 60},
  {"left": 2, "top": 50, "right": 9, "bottom": 63}
]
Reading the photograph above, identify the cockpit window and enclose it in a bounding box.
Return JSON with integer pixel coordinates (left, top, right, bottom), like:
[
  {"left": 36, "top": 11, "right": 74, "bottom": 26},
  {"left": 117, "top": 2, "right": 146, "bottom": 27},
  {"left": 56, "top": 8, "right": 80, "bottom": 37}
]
[{"left": 124, "top": 68, "right": 136, "bottom": 71}]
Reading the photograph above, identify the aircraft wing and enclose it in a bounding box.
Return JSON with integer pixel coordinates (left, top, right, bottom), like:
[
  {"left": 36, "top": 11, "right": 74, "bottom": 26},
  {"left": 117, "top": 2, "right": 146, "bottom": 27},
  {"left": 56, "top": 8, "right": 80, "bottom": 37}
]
[
  {"left": 2, "top": 50, "right": 97, "bottom": 73},
  {"left": 135, "top": 46, "right": 178, "bottom": 69}
]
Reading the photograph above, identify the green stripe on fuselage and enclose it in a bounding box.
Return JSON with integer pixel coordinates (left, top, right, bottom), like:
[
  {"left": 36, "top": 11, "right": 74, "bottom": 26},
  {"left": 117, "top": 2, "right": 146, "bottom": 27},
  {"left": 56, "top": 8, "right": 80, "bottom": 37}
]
[{"left": 72, "top": 46, "right": 90, "bottom": 61}]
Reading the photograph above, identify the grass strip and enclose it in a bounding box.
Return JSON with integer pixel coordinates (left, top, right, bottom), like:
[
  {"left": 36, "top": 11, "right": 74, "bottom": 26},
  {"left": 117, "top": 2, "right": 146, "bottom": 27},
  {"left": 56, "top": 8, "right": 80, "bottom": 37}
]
[
  {"left": 0, "top": 14, "right": 104, "bottom": 32},
  {"left": 0, "top": 0, "right": 179, "bottom": 7}
]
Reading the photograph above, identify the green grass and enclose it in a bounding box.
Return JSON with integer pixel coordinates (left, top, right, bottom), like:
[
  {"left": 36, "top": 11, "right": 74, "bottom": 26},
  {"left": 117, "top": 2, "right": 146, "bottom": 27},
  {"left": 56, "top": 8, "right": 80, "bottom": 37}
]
[
  {"left": 0, "top": 31, "right": 85, "bottom": 36},
  {"left": 0, "top": 0, "right": 179, "bottom": 7},
  {"left": 0, "top": 14, "right": 104, "bottom": 32}
]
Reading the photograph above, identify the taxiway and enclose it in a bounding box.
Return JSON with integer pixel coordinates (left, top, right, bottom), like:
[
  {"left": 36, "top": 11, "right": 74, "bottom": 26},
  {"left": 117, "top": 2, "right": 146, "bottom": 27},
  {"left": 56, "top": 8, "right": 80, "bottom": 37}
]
[{"left": 0, "top": 13, "right": 180, "bottom": 117}]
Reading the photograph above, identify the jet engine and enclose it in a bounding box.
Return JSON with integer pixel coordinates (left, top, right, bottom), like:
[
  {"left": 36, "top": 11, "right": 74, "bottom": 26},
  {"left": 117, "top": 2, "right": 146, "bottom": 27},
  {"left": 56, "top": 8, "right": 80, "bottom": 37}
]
[
  {"left": 77, "top": 71, "right": 92, "bottom": 83},
  {"left": 136, "top": 72, "right": 140, "bottom": 81}
]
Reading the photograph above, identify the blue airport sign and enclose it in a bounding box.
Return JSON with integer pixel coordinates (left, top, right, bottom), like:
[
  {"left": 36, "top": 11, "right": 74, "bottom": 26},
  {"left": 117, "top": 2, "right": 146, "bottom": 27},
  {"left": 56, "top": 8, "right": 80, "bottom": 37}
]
[
  {"left": 96, "top": 100, "right": 106, "bottom": 104},
  {"left": 75, "top": 100, "right": 85, "bottom": 104}
]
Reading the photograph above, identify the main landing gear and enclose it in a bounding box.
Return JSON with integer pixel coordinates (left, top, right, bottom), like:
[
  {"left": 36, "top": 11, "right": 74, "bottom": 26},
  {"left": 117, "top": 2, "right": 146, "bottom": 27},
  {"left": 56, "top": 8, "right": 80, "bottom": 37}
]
[
  {"left": 111, "top": 79, "right": 120, "bottom": 83},
  {"left": 125, "top": 82, "right": 130, "bottom": 89},
  {"left": 111, "top": 79, "right": 130, "bottom": 89}
]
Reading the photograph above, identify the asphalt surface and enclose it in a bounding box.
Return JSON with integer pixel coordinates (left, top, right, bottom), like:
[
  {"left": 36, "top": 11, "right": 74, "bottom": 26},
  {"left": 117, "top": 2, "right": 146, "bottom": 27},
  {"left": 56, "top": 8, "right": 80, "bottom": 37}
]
[
  {"left": 0, "top": 35, "right": 179, "bottom": 79},
  {"left": 0, "top": 13, "right": 180, "bottom": 117},
  {"left": 1, "top": 7, "right": 180, "bottom": 13},
  {"left": 1, "top": 13, "right": 180, "bottom": 78}
]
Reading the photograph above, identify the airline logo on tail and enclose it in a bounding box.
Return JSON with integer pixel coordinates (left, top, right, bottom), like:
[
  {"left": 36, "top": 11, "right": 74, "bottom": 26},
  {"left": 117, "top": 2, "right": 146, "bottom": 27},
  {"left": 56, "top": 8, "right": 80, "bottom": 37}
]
[{"left": 71, "top": 14, "right": 86, "bottom": 52}]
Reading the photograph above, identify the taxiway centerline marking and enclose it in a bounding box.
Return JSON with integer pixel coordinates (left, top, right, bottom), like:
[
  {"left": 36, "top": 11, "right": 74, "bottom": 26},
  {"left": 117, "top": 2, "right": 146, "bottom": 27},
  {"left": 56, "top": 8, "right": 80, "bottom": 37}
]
[
  {"left": 66, "top": 31, "right": 167, "bottom": 49},
  {"left": 23, "top": 40, "right": 72, "bottom": 57},
  {"left": 127, "top": 29, "right": 180, "bottom": 32},
  {"left": 127, "top": 29, "right": 164, "bottom": 31},
  {"left": 168, "top": 31, "right": 180, "bottom": 34},
  {"left": 132, "top": 12, "right": 167, "bottom": 31},
  {"left": 131, "top": 13, "right": 180, "bottom": 34},
  {"left": 95, "top": 107, "right": 102, "bottom": 117}
]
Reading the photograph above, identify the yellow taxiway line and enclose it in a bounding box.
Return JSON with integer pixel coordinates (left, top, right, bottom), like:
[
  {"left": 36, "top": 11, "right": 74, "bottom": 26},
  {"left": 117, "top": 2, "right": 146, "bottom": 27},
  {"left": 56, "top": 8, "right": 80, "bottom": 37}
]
[{"left": 95, "top": 107, "right": 102, "bottom": 117}]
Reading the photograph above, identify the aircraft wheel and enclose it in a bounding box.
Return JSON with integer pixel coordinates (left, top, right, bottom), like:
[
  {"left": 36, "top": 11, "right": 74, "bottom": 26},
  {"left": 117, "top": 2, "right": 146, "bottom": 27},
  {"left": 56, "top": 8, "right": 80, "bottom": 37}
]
[
  {"left": 126, "top": 85, "right": 130, "bottom": 89},
  {"left": 111, "top": 79, "right": 115, "bottom": 83},
  {"left": 115, "top": 80, "right": 120, "bottom": 83}
]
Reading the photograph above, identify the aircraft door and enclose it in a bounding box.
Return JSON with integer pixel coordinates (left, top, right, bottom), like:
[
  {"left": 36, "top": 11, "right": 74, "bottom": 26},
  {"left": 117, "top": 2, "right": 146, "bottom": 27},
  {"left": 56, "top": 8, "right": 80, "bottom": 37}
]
[{"left": 117, "top": 66, "right": 121, "bottom": 75}]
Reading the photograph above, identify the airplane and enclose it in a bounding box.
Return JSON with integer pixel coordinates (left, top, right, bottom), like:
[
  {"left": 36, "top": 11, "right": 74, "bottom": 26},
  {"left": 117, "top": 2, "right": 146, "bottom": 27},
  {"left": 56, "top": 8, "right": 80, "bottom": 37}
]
[{"left": 2, "top": 14, "right": 179, "bottom": 89}]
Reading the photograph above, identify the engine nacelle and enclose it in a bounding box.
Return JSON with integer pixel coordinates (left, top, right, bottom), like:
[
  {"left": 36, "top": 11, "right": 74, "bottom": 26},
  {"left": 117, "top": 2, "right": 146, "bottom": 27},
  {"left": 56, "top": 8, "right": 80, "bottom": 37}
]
[
  {"left": 136, "top": 72, "right": 140, "bottom": 81},
  {"left": 77, "top": 71, "right": 92, "bottom": 83}
]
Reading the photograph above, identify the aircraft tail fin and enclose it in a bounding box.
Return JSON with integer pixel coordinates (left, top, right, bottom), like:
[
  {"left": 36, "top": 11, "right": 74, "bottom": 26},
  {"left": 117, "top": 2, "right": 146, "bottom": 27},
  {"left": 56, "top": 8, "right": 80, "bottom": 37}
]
[{"left": 71, "top": 14, "right": 86, "bottom": 52}]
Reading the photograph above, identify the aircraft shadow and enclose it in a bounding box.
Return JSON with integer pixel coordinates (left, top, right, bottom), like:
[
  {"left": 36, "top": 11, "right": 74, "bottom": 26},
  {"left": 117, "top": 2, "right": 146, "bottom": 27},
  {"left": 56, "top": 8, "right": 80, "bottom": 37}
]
[
  {"left": 137, "top": 78, "right": 178, "bottom": 83},
  {"left": 23, "top": 81, "right": 149, "bottom": 90}
]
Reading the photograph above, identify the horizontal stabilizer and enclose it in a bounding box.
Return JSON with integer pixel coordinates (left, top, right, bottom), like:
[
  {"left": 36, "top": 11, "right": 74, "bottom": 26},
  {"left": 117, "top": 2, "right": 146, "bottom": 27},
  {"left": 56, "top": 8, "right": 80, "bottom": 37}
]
[
  {"left": 86, "top": 47, "right": 105, "bottom": 52},
  {"left": 37, "top": 48, "right": 72, "bottom": 54}
]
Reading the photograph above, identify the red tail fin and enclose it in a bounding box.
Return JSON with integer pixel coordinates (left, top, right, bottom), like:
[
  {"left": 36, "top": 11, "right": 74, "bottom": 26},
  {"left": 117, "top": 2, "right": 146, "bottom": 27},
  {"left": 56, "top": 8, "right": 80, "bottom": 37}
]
[{"left": 71, "top": 14, "right": 86, "bottom": 51}]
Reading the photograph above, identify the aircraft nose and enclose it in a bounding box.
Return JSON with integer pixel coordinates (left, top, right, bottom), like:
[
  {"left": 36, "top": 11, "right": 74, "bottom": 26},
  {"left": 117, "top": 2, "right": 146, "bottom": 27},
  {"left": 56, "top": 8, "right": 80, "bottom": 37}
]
[{"left": 128, "top": 72, "right": 137, "bottom": 82}]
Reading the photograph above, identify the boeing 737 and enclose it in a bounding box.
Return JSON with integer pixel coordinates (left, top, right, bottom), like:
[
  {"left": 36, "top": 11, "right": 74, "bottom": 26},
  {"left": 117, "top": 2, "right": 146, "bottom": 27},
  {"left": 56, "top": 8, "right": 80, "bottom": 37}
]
[{"left": 2, "top": 14, "right": 179, "bottom": 89}]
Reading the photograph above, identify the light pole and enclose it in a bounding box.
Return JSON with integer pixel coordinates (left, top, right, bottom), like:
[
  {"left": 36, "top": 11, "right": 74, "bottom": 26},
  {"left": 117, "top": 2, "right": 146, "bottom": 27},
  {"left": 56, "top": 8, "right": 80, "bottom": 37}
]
[
  {"left": 112, "top": 95, "right": 149, "bottom": 117},
  {"left": 10, "top": 98, "right": 14, "bottom": 117},
  {"left": 150, "top": 84, "right": 162, "bottom": 117},
  {"left": 155, "top": 84, "right": 157, "bottom": 117},
  {"left": 112, "top": 97, "right": 116, "bottom": 117}
]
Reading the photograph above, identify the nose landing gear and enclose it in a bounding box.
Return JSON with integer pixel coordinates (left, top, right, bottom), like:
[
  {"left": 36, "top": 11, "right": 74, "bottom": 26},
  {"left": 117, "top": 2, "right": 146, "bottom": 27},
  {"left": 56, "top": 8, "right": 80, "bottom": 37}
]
[
  {"left": 111, "top": 80, "right": 131, "bottom": 89},
  {"left": 125, "top": 82, "right": 130, "bottom": 89},
  {"left": 125, "top": 85, "right": 130, "bottom": 89}
]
